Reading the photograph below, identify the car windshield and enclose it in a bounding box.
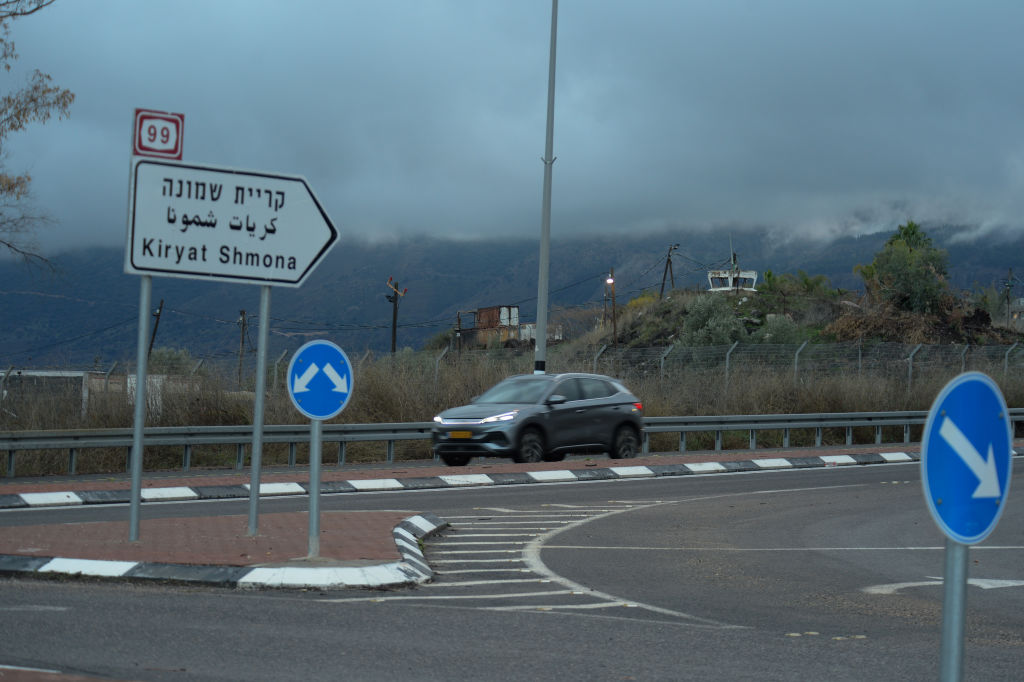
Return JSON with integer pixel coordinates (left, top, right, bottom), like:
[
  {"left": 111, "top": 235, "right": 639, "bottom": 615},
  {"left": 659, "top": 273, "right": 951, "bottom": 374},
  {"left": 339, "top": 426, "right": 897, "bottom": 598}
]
[{"left": 476, "top": 377, "right": 551, "bottom": 404}]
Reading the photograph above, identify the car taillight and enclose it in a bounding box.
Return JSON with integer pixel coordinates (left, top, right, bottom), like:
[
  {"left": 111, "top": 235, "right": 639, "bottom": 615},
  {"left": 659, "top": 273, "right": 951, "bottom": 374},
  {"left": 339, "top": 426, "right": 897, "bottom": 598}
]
[{"left": 633, "top": 402, "right": 643, "bottom": 412}]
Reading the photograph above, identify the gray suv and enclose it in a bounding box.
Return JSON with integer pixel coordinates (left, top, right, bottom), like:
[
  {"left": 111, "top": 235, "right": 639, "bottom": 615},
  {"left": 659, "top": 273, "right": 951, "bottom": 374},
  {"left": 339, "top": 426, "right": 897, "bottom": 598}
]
[{"left": 432, "top": 372, "right": 644, "bottom": 466}]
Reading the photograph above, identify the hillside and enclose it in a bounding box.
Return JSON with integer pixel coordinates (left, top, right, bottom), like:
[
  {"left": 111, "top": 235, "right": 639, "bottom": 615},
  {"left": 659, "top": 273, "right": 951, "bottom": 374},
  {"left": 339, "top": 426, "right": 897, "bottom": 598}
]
[{"left": 1, "top": 225, "right": 1022, "bottom": 369}]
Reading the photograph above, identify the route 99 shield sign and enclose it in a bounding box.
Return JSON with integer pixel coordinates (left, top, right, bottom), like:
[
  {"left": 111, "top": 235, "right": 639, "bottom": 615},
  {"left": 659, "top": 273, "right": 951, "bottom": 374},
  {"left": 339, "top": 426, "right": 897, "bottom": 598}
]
[
  {"left": 921, "top": 372, "right": 1013, "bottom": 545},
  {"left": 287, "top": 340, "right": 354, "bottom": 421}
]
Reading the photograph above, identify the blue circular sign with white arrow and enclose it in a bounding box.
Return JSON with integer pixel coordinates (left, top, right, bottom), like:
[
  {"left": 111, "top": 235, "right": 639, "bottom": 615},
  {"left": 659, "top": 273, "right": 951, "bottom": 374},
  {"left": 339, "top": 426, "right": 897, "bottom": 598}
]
[
  {"left": 922, "top": 372, "right": 1013, "bottom": 545},
  {"left": 287, "top": 340, "right": 354, "bottom": 421}
]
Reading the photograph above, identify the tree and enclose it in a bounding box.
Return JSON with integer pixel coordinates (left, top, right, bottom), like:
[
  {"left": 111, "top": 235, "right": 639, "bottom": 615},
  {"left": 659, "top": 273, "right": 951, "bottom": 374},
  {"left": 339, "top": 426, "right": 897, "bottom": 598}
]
[
  {"left": 148, "top": 347, "right": 196, "bottom": 375},
  {"left": 854, "top": 221, "right": 950, "bottom": 315},
  {"left": 681, "top": 294, "right": 746, "bottom": 345},
  {"left": 757, "top": 269, "right": 836, "bottom": 321},
  {"left": 0, "top": 0, "right": 73, "bottom": 264}
]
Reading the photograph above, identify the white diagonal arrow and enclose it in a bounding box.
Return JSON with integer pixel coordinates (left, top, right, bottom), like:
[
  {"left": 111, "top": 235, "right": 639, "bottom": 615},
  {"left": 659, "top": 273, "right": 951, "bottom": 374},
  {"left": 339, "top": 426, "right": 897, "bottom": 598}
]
[
  {"left": 292, "top": 363, "right": 319, "bottom": 393},
  {"left": 938, "top": 416, "right": 1001, "bottom": 498},
  {"left": 322, "top": 363, "right": 349, "bottom": 393},
  {"left": 864, "top": 577, "right": 1024, "bottom": 595}
]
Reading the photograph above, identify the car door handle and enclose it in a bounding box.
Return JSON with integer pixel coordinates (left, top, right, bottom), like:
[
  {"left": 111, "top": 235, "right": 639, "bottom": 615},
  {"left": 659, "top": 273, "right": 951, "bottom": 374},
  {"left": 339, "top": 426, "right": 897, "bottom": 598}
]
[{"left": 575, "top": 408, "right": 586, "bottom": 413}]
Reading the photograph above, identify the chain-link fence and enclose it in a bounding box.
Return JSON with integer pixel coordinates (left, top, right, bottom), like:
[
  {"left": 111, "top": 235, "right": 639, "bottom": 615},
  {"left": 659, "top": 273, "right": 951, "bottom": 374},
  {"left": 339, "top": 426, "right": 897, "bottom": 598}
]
[
  {"left": 4, "top": 340, "right": 1023, "bottom": 433},
  {"left": 53, "top": 340, "right": 1024, "bottom": 393}
]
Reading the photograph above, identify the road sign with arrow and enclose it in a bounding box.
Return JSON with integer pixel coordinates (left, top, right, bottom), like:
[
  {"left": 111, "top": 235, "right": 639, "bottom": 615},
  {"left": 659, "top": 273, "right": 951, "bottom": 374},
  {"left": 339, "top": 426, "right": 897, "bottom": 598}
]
[
  {"left": 922, "top": 372, "right": 1013, "bottom": 545},
  {"left": 126, "top": 159, "right": 338, "bottom": 287},
  {"left": 287, "top": 340, "right": 354, "bottom": 421}
]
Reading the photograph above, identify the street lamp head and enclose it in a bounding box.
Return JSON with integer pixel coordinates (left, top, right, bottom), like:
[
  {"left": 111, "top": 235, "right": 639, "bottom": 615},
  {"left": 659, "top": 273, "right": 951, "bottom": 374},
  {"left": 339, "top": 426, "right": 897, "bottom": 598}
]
[{"left": 606, "top": 274, "right": 614, "bottom": 285}]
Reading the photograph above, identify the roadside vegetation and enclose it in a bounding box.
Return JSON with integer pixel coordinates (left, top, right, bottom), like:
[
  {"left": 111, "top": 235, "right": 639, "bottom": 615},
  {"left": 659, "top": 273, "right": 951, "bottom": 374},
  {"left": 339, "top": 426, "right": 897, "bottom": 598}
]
[{"left": 4, "top": 221, "right": 1023, "bottom": 476}]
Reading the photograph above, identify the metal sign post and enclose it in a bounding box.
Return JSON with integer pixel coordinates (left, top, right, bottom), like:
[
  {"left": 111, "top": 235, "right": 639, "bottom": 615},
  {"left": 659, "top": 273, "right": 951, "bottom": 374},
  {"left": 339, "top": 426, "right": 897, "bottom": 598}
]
[
  {"left": 128, "top": 275, "right": 151, "bottom": 542},
  {"left": 247, "top": 284, "right": 271, "bottom": 536},
  {"left": 124, "top": 109, "right": 339, "bottom": 541},
  {"left": 921, "top": 372, "right": 1013, "bottom": 681},
  {"left": 287, "top": 340, "right": 354, "bottom": 558},
  {"left": 126, "top": 108, "right": 182, "bottom": 542}
]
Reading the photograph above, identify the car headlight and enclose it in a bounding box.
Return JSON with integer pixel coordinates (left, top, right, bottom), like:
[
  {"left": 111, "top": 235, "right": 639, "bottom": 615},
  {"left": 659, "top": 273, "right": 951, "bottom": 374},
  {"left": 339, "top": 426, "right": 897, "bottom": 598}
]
[
  {"left": 433, "top": 415, "right": 443, "bottom": 423},
  {"left": 480, "top": 410, "right": 518, "bottom": 423}
]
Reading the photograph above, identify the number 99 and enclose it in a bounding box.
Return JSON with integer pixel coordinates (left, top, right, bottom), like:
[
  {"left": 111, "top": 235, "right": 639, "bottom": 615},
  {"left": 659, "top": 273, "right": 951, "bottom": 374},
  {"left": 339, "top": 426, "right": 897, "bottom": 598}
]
[{"left": 146, "top": 123, "right": 172, "bottom": 145}]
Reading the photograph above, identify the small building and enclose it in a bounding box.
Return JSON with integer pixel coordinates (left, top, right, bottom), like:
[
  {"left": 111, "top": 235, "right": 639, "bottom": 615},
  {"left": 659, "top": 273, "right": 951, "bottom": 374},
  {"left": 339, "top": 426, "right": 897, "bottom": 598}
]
[
  {"left": 707, "top": 268, "right": 758, "bottom": 293},
  {"left": 456, "top": 305, "right": 523, "bottom": 348}
]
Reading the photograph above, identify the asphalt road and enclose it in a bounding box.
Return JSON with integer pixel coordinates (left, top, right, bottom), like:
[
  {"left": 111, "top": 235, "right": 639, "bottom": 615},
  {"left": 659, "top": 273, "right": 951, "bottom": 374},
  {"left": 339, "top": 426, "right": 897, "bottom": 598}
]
[{"left": 2, "top": 462, "right": 1023, "bottom": 680}]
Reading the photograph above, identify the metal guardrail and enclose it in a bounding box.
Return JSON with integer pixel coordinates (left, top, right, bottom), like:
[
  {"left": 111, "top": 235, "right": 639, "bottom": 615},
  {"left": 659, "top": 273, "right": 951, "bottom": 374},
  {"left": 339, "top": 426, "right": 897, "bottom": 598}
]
[
  {"left": 3, "top": 410, "right": 1023, "bottom": 478},
  {"left": 1, "top": 423, "right": 434, "bottom": 477}
]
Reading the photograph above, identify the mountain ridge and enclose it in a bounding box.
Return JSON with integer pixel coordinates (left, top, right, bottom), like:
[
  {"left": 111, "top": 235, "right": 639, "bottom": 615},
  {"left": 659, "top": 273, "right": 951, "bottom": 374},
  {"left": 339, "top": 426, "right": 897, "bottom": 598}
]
[{"left": 0, "top": 225, "right": 1018, "bottom": 369}]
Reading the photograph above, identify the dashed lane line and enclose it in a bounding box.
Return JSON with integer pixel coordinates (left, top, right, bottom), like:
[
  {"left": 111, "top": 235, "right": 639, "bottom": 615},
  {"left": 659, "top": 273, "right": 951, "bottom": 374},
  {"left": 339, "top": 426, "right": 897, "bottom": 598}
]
[
  {"left": 321, "top": 590, "right": 579, "bottom": 603},
  {"left": 421, "top": 578, "right": 553, "bottom": 588}
]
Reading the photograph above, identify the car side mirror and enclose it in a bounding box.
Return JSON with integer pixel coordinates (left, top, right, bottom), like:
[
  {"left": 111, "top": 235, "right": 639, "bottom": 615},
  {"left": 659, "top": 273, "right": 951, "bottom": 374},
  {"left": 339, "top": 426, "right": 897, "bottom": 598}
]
[{"left": 546, "top": 394, "right": 567, "bottom": 405}]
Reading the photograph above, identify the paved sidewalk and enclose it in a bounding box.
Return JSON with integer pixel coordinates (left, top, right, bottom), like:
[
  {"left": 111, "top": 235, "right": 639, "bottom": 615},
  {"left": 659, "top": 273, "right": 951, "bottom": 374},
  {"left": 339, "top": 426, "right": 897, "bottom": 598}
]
[{"left": 0, "top": 444, "right": 954, "bottom": 590}]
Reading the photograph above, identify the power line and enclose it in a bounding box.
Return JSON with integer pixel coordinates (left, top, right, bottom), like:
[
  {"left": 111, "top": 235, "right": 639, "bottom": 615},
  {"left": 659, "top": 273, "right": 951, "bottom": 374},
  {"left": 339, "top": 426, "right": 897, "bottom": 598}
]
[{"left": 2, "top": 316, "right": 137, "bottom": 360}]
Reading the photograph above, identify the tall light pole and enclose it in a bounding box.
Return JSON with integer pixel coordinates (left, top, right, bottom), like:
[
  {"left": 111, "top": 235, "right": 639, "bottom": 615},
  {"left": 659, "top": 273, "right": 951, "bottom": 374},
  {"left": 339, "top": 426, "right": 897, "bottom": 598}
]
[
  {"left": 607, "top": 269, "right": 617, "bottom": 350},
  {"left": 534, "top": 0, "right": 558, "bottom": 374}
]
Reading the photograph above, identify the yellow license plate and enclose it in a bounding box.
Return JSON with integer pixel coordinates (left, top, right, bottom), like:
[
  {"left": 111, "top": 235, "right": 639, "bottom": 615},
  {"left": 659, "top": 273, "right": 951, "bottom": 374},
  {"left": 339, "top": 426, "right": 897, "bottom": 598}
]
[{"left": 448, "top": 431, "right": 472, "bottom": 439}]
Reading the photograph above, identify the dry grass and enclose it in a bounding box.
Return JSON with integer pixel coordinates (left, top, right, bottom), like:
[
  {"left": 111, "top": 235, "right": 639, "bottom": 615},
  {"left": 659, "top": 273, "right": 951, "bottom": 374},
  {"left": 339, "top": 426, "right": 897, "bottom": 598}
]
[{"left": 3, "top": 346, "right": 1017, "bottom": 477}]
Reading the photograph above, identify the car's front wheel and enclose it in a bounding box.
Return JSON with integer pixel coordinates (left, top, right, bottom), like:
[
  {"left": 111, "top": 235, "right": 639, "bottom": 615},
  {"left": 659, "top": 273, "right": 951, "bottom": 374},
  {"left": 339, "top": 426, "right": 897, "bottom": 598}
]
[
  {"left": 514, "top": 428, "right": 545, "bottom": 463},
  {"left": 440, "top": 453, "right": 471, "bottom": 466},
  {"left": 610, "top": 425, "right": 639, "bottom": 459}
]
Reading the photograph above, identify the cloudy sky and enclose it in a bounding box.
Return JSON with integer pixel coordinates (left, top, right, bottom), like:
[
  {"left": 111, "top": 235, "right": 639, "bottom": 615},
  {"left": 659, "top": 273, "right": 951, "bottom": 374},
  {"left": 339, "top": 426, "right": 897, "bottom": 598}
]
[{"left": 6, "top": 0, "right": 1024, "bottom": 256}]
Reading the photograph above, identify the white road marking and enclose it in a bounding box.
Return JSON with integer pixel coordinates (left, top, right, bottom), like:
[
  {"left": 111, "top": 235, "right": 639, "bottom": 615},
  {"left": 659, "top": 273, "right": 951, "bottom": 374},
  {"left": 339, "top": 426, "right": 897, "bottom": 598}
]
[
  {"left": 346, "top": 478, "right": 404, "bottom": 491},
  {"left": 487, "top": 601, "right": 638, "bottom": 611},
  {"left": 141, "top": 486, "right": 199, "bottom": 501},
  {"left": 753, "top": 458, "right": 793, "bottom": 469},
  {"left": 321, "top": 590, "right": 577, "bottom": 603},
  {"left": 451, "top": 533, "right": 541, "bottom": 537},
  {"left": 440, "top": 568, "right": 533, "bottom": 574},
  {"left": 19, "top": 492, "right": 83, "bottom": 507},
  {"left": 439, "top": 474, "right": 494, "bottom": 486},
  {"left": 528, "top": 471, "right": 578, "bottom": 482},
  {"left": 880, "top": 452, "right": 912, "bottom": 462},
  {"left": 437, "top": 541, "right": 530, "bottom": 546},
  {"left": 543, "top": 545, "right": 1024, "bottom": 552},
  {"left": 610, "top": 466, "right": 654, "bottom": 477},
  {"left": 0, "top": 665, "right": 62, "bottom": 674},
  {"left": 821, "top": 455, "right": 858, "bottom": 466},
  {"left": 39, "top": 558, "right": 136, "bottom": 577},
  {"left": 864, "top": 577, "right": 1024, "bottom": 594},
  {"left": 685, "top": 462, "right": 727, "bottom": 473},
  {"left": 519, "top": 503, "right": 744, "bottom": 628},
  {"left": 430, "top": 549, "right": 522, "bottom": 555},
  {"left": 422, "top": 579, "right": 551, "bottom": 587},
  {"left": 243, "top": 482, "right": 305, "bottom": 496},
  {"left": 430, "top": 558, "right": 525, "bottom": 564}
]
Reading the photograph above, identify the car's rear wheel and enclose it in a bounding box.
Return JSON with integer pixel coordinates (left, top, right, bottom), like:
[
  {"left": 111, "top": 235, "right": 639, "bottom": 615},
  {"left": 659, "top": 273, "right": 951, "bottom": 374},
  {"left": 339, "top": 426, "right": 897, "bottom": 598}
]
[
  {"left": 440, "top": 453, "right": 471, "bottom": 466},
  {"left": 514, "top": 429, "right": 545, "bottom": 463},
  {"left": 610, "top": 425, "right": 639, "bottom": 459}
]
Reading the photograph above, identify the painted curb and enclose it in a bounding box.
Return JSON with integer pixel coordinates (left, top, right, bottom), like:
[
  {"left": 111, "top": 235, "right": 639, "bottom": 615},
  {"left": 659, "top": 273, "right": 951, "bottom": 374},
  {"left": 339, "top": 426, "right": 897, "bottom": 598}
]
[
  {"left": 0, "top": 451, "right": 932, "bottom": 510},
  {"left": 0, "top": 513, "right": 448, "bottom": 590}
]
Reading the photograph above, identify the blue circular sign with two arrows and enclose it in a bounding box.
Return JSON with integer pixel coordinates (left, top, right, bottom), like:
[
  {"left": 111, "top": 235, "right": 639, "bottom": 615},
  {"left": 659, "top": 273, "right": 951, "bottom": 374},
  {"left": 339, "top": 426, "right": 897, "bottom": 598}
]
[
  {"left": 287, "top": 340, "right": 354, "bottom": 421},
  {"left": 922, "top": 372, "right": 1013, "bottom": 544}
]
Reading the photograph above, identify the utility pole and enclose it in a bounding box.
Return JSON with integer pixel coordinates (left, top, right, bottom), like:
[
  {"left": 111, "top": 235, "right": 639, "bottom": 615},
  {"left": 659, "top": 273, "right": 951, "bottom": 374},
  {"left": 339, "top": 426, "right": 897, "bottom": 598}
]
[
  {"left": 603, "top": 282, "right": 609, "bottom": 326},
  {"left": 1006, "top": 268, "right": 1013, "bottom": 328},
  {"left": 607, "top": 268, "right": 617, "bottom": 350},
  {"left": 237, "top": 309, "right": 247, "bottom": 388},
  {"left": 147, "top": 299, "right": 164, "bottom": 360},
  {"left": 385, "top": 277, "right": 407, "bottom": 354},
  {"left": 659, "top": 244, "right": 679, "bottom": 299}
]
